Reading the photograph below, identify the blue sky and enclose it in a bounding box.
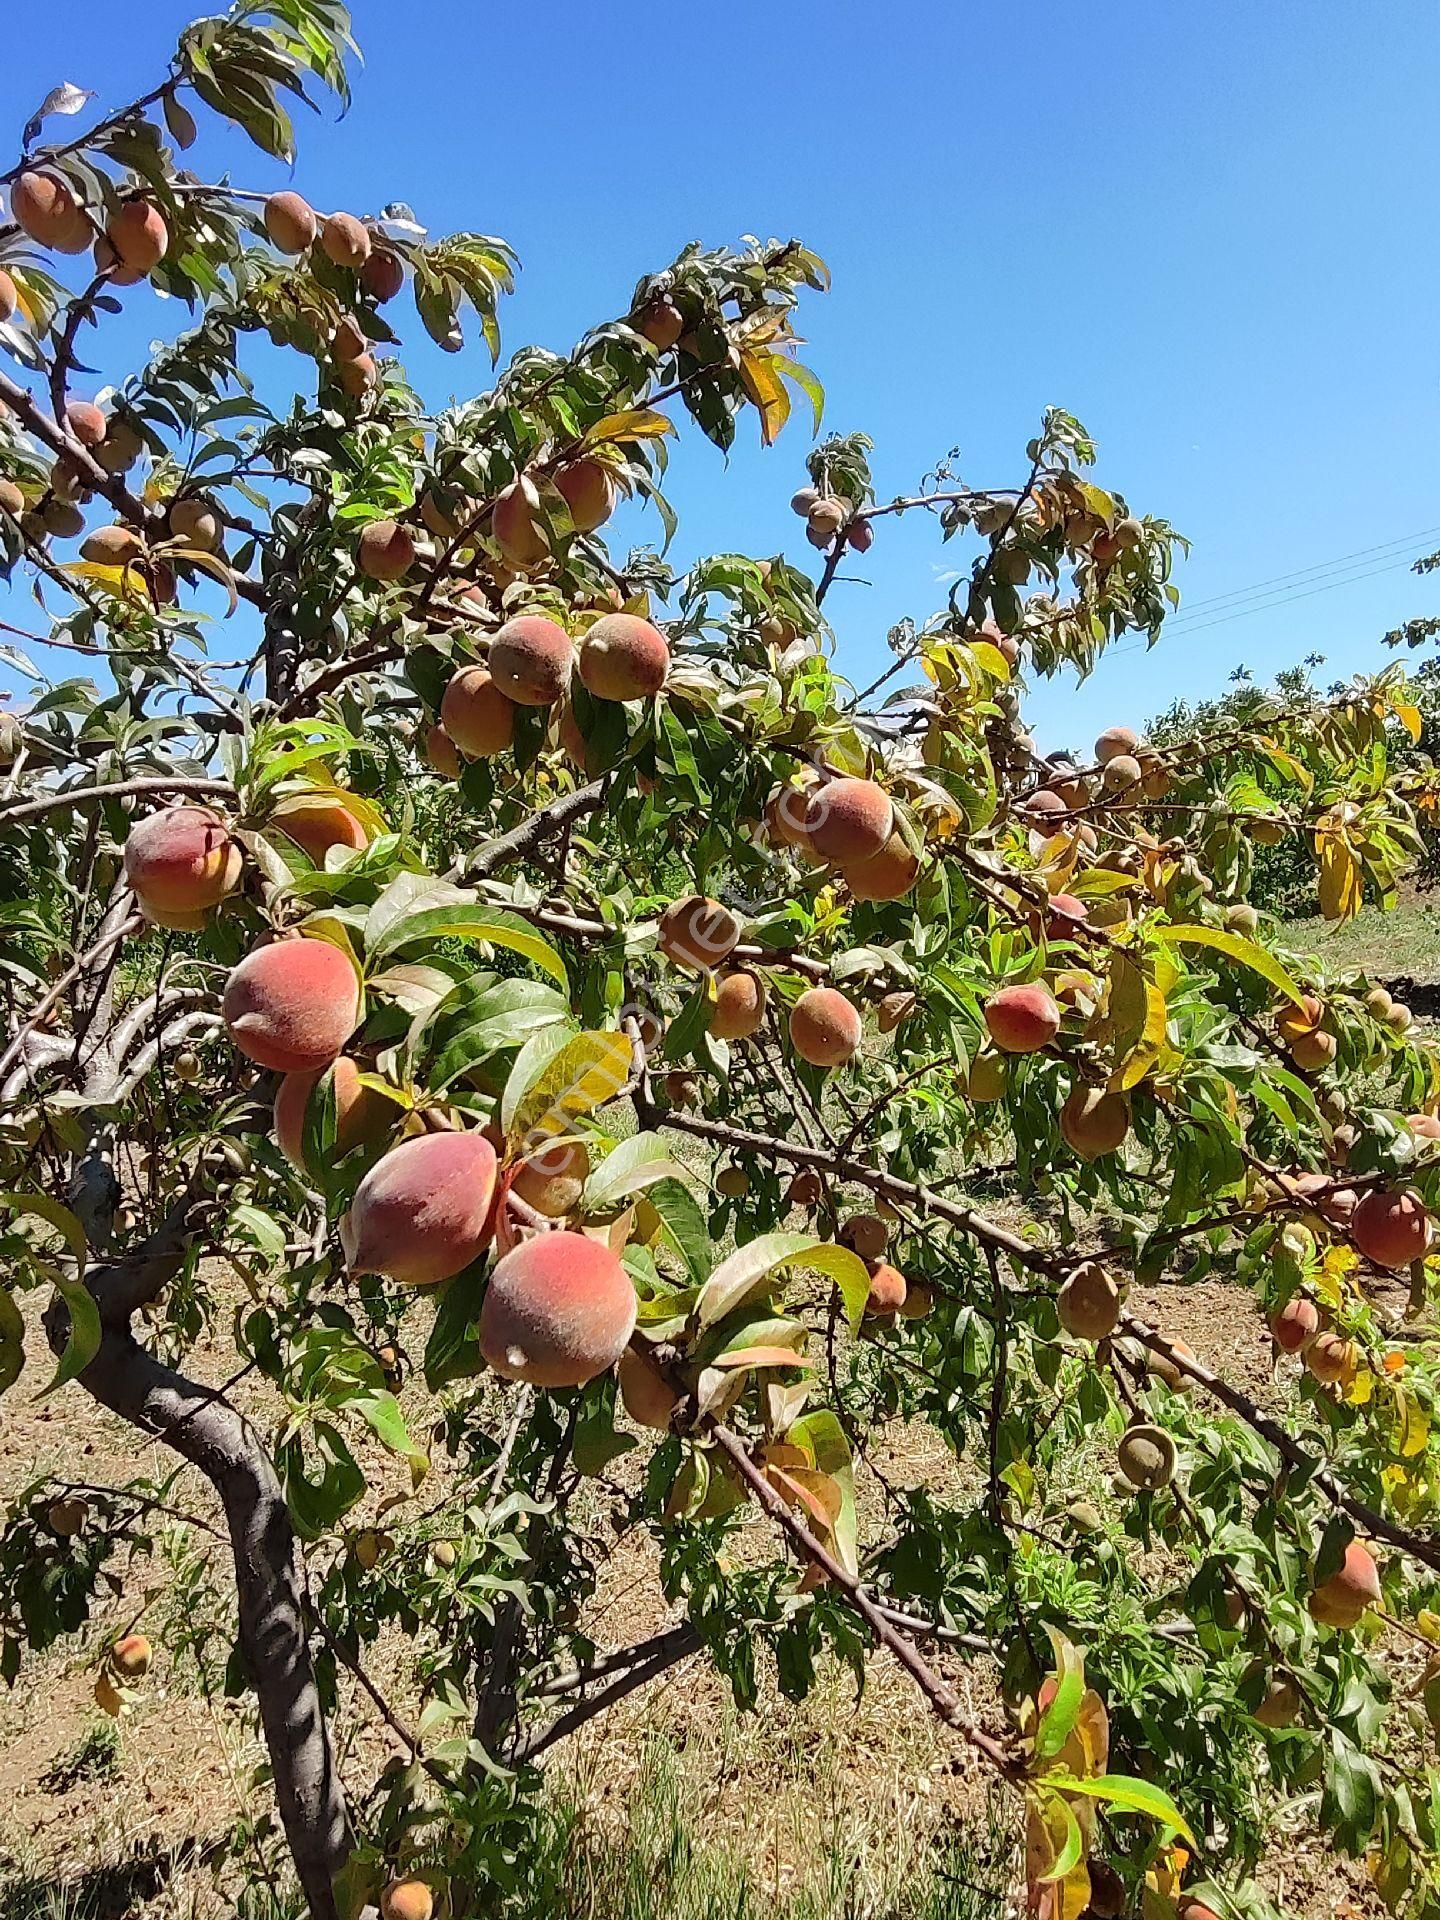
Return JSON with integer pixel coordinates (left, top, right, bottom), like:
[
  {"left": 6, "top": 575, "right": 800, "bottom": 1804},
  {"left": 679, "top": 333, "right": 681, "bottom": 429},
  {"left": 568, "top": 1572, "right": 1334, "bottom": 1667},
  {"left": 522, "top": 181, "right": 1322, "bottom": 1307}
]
[{"left": 3, "top": 1, "right": 1439, "bottom": 754}]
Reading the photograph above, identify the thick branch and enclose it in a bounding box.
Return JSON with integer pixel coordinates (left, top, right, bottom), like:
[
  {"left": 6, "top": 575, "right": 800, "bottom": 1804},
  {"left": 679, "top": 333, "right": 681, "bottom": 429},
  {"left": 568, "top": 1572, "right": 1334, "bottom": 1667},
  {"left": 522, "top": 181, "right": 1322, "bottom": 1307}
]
[{"left": 0, "top": 774, "right": 235, "bottom": 827}]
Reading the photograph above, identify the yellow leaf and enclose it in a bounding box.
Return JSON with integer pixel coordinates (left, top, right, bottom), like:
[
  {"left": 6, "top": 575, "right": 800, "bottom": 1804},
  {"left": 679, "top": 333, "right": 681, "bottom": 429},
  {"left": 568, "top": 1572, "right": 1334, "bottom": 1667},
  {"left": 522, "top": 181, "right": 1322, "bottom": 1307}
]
[
  {"left": 1317, "top": 831, "right": 1364, "bottom": 922},
  {"left": 583, "top": 409, "right": 676, "bottom": 446},
  {"left": 738, "top": 350, "right": 792, "bottom": 447},
  {"left": 969, "top": 639, "right": 1012, "bottom": 681},
  {"left": 60, "top": 560, "right": 151, "bottom": 605},
  {"left": 1392, "top": 698, "right": 1423, "bottom": 743}
]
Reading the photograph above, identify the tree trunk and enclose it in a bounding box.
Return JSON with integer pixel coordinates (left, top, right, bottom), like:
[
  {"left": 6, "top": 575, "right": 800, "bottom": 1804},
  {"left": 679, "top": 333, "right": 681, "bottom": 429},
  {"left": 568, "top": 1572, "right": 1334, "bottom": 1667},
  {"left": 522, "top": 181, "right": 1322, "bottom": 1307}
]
[{"left": 72, "top": 1321, "right": 352, "bottom": 1919}]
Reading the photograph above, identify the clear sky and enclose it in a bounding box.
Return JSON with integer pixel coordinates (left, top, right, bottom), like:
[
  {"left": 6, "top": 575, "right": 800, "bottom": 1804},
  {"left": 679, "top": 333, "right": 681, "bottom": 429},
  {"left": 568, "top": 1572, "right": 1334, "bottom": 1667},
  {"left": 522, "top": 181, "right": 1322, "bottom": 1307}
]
[{"left": 3, "top": 1, "right": 1439, "bottom": 755}]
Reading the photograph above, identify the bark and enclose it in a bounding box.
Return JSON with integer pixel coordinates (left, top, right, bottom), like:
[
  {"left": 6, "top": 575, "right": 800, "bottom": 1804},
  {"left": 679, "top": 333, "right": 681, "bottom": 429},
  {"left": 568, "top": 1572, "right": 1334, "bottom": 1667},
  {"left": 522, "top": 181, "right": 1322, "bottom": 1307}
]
[{"left": 73, "top": 1320, "right": 352, "bottom": 1918}]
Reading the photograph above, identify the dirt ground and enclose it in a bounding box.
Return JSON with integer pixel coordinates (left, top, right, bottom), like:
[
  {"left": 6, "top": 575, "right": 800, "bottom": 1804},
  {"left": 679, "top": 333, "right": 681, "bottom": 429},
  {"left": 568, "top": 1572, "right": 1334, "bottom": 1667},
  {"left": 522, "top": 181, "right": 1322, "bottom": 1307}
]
[{"left": 0, "top": 1242, "right": 1408, "bottom": 1920}]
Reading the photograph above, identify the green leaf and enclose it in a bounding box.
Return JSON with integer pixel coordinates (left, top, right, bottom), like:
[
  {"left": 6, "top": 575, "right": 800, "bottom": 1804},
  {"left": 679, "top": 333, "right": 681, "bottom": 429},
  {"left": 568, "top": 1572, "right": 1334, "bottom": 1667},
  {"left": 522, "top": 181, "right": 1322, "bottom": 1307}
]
[
  {"left": 1046, "top": 1773, "right": 1196, "bottom": 1845},
  {"left": 1152, "top": 924, "right": 1306, "bottom": 1007},
  {"left": 355, "top": 1390, "right": 428, "bottom": 1490},
  {"left": 423, "top": 1264, "right": 488, "bottom": 1391},
  {"left": 1, "top": 1190, "right": 88, "bottom": 1266},
  {"left": 642, "top": 1177, "right": 712, "bottom": 1285},
  {"left": 573, "top": 1378, "right": 639, "bottom": 1476},
  {"left": 584, "top": 1132, "right": 689, "bottom": 1211},
  {"left": 787, "top": 1409, "right": 857, "bottom": 1575},
  {"left": 43, "top": 1270, "right": 105, "bottom": 1397},
  {"left": 371, "top": 902, "right": 568, "bottom": 988},
  {"left": 1034, "top": 1627, "right": 1086, "bottom": 1761},
  {"left": 697, "top": 1233, "right": 870, "bottom": 1333}
]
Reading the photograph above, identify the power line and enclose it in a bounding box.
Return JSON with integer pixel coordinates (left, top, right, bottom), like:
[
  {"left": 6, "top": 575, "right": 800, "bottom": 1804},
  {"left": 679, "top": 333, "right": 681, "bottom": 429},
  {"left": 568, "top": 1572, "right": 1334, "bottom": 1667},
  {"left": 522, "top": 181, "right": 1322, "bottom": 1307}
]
[
  {"left": 1103, "top": 550, "right": 1427, "bottom": 660},
  {"left": 1166, "top": 526, "right": 1440, "bottom": 623}
]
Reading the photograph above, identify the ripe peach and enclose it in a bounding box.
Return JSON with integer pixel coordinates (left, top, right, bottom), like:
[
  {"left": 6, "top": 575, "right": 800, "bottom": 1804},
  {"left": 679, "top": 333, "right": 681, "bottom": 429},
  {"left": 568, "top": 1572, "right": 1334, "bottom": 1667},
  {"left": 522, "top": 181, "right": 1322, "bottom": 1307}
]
[
  {"left": 789, "top": 987, "right": 863, "bottom": 1068},
  {"left": 170, "top": 496, "right": 222, "bottom": 550},
  {"left": 864, "top": 1261, "right": 907, "bottom": 1318},
  {"left": 1288, "top": 1029, "right": 1337, "bottom": 1071},
  {"left": 1146, "top": 1337, "right": 1196, "bottom": 1393},
  {"left": 65, "top": 401, "right": 106, "bottom": 448},
  {"left": 1388, "top": 1001, "right": 1414, "bottom": 1034},
  {"left": 984, "top": 982, "right": 1060, "bottom": 1054},
  {"left": 0, "top": 267, "right": 16, "bottom": 323},
  {"left": 124, "top": 804, "right": 242, "bottom": 920},
  {"left": 846, "top": 832, "right": 920, "bottom": 902},
  {"left": 1060, "top": 1084, "right": 1130, "bottom": 1160},
  {"left": 274, "top": 1055, "right": 389, "bottom": 1168},
  {"left": 710, "top": 967, "right": 767, "bottom": 1041},
  {"left": 555, "top": 458, "right": 616, "bottom": 532},
  {"left": 489, "top": 614, "right": 573, "bottom": 706},
  {"left": 362, "top": 249, "right": 406, "bottom": 302},
  {"left": 512, "top": 1138, "right": 590, "bottom": 1218},
  {"left": 12, "top": 172, "right": 90, "bottom": 251},
  {"left": 479, "top": 1230, "right": 637, "bottom": 1387},
  {"left": 331, "top": 314, "right": 368, "bottom": 362},
  {"left": 272, "top": 792, "right": 370, "bottom": 862},
  {"left": 380, "top": 1877, "right": 433, "bottom": 1920},
  {"left": 578, "top": 613, "right": 670, "bottom": 702},
  {"left": 1044, "top": 893, "right": 1088, "bottom": 941},
  {"left": 803, "top": 777, "right": 893, "bottom": 865},
  {"left": 357, "top": 519, "right": 414, "bottom": 582},
  {"left": 111, "top": 1633, "right": 152, "bottom": 1679},
  {"left": 107, "top": 201, "right": 168, "bottom": 274},
  {"left": 425, "top": 724, "right": 462, "bottom": 777},
  {"left": 0, "top": 478, "right": 25, "bottom": 520},
  {"left": 342, "top": 1130, "right": 499, "bottom": 1285},
  {"left": 441, "top": 665, "right": 517, "bottom": 758},
  {"left": 321, "top": 212, "right": 371, "bottom": 269},
  {"left": 1224, "top": 902, "right": 1258, "bottom": 936},
  {"left": 658, "top": 895, "right": 742, "bottom": 970},
  {"left": 264, "top": 191, "right": 317, "bottom": 253},
  {"left": 1352, "top": 1188, "right": 1432, "bottom": 1269},
  {"left": 492, "top": 474, "right": 550, "bottom": 569},
  {"left": 1270, "top": 1297, "right": 1319, "bottom": 1353},
  {"left": 1409, "top": 1112, "right": 1440, "bottom": 1141},
  {"left": 841, "top": 1213, "right": 888, "bottom": 1260},
  {"left": 1309, "top": 1539, "right": 1381, "bottom": 1628},
  {"left": 1305, "top": 1331, "right": 1354, "bottom": 1385},
  {"left": 1101, "top": 752, "right": 1142, "bottom": 795},
  {"left": 222, "top": 937, "right": 359, "bottom": 1073},
  {"left": 1056, "top": 1262, "right": 1121, "bottom": 1340},
  {"left": 618, "top": 1344, "right": 680, "bottom": 1429},
  {"left": 48, "top": 1497, "right": 88, "bottom": 1537},
  {"left": 338, "top": 353, "right": 377, "bottom": 398},
  {"left": 80, "top": 523, "right": 144, "bottom": 566},
  {"left": 637, "top": 296, "right": 684, "bottom": 349},
  {"left": 42, "top": 497, "right": 85, "bottom": 540},
  {"left": 1094, "top": 726, "right": 1139, "bottom": 765}
]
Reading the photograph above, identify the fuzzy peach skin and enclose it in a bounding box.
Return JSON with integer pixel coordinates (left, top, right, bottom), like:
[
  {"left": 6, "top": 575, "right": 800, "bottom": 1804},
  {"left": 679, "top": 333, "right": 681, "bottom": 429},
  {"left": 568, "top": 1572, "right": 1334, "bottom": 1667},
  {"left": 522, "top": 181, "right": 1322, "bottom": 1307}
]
[
  {"left": 479, "top": 1230, "right": 637, "bottom": 1387},
  {"left": 221, "top": 937, "right": 359, "bottom": 1073},
  {"left": 341, "top": 1130, "right": 499, "bottom": 1285}
]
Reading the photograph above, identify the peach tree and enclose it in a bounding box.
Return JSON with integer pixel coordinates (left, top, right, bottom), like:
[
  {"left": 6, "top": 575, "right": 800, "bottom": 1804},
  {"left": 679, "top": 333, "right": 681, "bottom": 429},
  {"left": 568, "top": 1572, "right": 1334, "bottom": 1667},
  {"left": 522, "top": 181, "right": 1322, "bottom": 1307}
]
[{"left": 2, "top": 8, "right": 1440, "bottom": 1919}]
